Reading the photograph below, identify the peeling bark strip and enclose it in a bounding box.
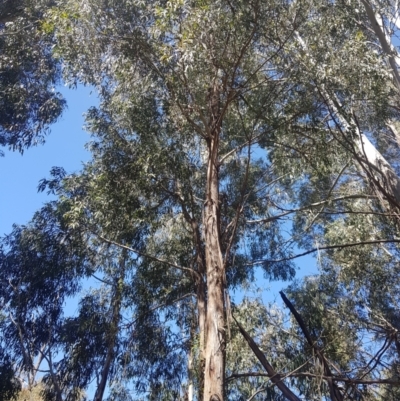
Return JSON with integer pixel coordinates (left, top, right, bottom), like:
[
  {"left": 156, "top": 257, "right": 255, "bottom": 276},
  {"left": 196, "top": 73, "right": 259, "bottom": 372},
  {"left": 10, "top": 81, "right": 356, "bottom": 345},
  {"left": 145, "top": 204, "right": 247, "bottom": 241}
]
[
  {"left": 190, "top": 218, "right": 207, "bottom": 401},
  {"left": 233, "top": 316, "right": 301, "bottom": 401},
  {"left": 203, "top": 84, "right": 226, "bottom": 401}
]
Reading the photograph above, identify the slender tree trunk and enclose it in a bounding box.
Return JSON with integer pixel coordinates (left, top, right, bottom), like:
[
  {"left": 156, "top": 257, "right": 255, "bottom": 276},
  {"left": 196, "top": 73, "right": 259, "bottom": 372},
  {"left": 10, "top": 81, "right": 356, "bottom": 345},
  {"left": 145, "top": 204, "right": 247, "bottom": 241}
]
[
  {"left": 195, "top": 249, "right": 207, "bottom": 357},
  {"left": 188, "top": 318, "right": 195, "bottom": 401},
  {"left": 197, "top": 273, "right": 206, "bottom": 401},
  {"left": 188, "top": 356, "right": 194, "bottom": 401},
  {"left": 185, "top": 212, "right": 207, "bottom": 400},
  {"left": 357, "top": 0, "right": 400, "bottom": 205},
  {"left": 94, "top": 252, "right": 125, "bottom": 401},
  {"left": 203, "top": 83, "right": 226, "bottom": 401},
  {"left": 9, "top": 312, "right": 35, "bottom": 389}
]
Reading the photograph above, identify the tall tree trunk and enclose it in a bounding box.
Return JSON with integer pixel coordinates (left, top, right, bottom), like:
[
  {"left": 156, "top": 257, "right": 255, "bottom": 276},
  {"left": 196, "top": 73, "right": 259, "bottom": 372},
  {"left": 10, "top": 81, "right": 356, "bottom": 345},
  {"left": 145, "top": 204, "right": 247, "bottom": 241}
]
[{"left": 203, "top": 83, "right": 226, "bottom": 401}]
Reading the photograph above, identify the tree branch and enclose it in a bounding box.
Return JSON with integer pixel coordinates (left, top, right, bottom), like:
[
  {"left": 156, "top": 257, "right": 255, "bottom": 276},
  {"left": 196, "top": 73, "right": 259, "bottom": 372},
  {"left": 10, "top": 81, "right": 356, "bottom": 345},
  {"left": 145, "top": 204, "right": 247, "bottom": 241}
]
[
  {"left": 96, "top": 234, "right": 201, "bottom": 280},
  {"left": 250, "top": 238, "right": 400, "bottom": 265},
  {"left": 233, "top": 315, "right": 301, "bottom": 401},
  {"left": 247, "top": 195, "right": 376, "bottom": 224},
  {"left": 280, "top": 291, "right": 343, "bottom": 401},
  {"left": 227, "top": 371, "right": 400, "bottom": 386}
]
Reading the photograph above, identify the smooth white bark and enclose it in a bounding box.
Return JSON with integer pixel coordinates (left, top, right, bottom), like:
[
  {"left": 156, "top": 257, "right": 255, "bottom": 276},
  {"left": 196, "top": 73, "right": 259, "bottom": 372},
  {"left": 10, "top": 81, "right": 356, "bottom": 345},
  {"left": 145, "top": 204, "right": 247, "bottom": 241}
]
[{"left": 360, "top": 0, "right": 400, "bottom": 90}]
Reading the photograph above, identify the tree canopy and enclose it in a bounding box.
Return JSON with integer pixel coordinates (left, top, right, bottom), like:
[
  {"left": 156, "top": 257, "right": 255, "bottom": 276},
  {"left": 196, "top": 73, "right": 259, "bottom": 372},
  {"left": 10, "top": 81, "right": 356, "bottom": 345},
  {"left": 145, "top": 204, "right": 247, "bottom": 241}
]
[{"left": 2, "top": 0, "right": 400, "bottom": 400}]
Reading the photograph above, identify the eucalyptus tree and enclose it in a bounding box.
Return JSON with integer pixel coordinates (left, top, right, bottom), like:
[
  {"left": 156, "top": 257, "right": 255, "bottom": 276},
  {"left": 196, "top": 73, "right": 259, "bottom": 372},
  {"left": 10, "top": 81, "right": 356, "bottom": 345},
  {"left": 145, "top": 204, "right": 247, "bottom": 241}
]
[
  {"left": 349, "top": 0, "right": 400, "bottom": 211},
  {"left": 43, "top": 0, "right": 317, "bottom": 398},
  {"left": 267, "top": 2, "right": 400, "bottom": 395},
  {"left": 277, "top": 0, "right": 400, "bottom": 363},
  {"left": 0, "top": 201, "right": 92, "bottom": 400},
  {"left": 38, "top": 164, "right": 162, "bottom": 400},
  {"left": 0, "top": 0, "right": 65, "bottom": 152}
]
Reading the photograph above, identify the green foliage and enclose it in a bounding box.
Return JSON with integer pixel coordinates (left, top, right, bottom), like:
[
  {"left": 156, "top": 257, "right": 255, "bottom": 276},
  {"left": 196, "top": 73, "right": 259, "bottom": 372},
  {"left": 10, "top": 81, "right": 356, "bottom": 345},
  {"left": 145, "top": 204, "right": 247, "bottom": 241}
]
[
  {"left": 0, "top": 0, "right": 66, "bottom": 152},
  {"left": 4, "top": 0, "right": 400, "bottom": 399}
]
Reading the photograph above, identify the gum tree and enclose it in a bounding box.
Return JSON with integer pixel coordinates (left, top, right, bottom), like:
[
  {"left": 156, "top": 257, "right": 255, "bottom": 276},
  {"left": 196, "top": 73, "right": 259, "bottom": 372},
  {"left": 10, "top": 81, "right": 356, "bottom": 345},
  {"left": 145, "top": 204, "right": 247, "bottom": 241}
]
[{"left": 46, "top": 0, "right": 310, "bottom": 398}]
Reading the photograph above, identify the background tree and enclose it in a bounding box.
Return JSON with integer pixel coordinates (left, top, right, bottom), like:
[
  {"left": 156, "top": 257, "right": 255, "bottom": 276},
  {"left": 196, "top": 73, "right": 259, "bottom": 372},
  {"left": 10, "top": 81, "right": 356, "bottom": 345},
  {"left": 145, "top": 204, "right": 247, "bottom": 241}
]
[{"left": 0, "top": 201, "right": 91, "bottom": 400}]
